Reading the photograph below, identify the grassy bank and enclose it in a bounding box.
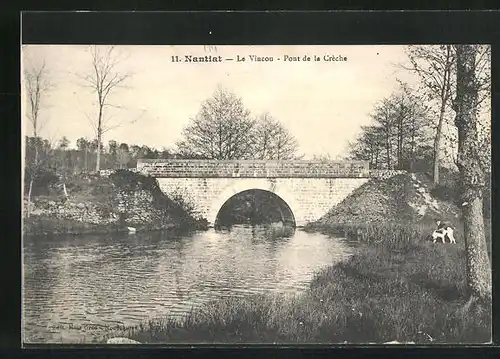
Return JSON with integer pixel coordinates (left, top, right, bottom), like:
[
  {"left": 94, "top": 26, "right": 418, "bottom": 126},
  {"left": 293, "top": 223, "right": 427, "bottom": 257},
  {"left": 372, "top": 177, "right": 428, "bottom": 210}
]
[{"left": 110, "top": 223, "right": 490, "bottom": 344}]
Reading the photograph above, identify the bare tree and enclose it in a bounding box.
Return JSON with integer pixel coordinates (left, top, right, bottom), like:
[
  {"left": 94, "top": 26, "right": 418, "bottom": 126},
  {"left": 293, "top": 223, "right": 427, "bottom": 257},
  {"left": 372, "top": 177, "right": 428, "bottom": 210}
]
[
  {"left": 403, "top": 45, "right": 490, "bottom": 183},
  {"left": 394, "top": 82, "right": 433, "bottom": 171},
  {"left": 254, "top": 113, "right": 299, "bottom": 160},
  {"left": 371, "top": 98, "right": 396, "bottom": 169},
  {"left": 78, "top": 45, "right": 132, "bottom": 172},
  {"left": 176, "top": 86, "right": 256, "bottom": 160},
  {"left": 349, "top": 83, "right": 432, "bottom": 171},
  {"left": 23, "top": 55, "right": 53, "bottom": 139},
  {"left": 403, "top": 45, "right": 455, "bottom": 184},
  {"left": 272, "top": 122, "right": 300, "bottom": 160},
  {"left": 23, "top": 49, "right": 54, "bottom": 216},
  {"left": 472, "top": 45, "right": 491, "bottom": 111},
  {"left": 253, "top": 113, "right": 276, "bottom": 160},
  {"left": 471, "top": 45, "right": 491, "bottom": 176},
  {"left": 348, "top": 125, "right": 384, "bottom": 168},
  {"left": 453, "top": 44, "right": 491, "bottom": 303}
]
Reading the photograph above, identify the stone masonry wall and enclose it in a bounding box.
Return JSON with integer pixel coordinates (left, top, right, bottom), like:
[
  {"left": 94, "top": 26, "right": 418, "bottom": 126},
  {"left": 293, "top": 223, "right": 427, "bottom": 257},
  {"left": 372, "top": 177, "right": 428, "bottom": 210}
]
[
  {"left": 157, "top": 177, "right": 370, "bottom": 227},
  {"left": 138, "top": 159, "right": 370, "bottom": 178}
]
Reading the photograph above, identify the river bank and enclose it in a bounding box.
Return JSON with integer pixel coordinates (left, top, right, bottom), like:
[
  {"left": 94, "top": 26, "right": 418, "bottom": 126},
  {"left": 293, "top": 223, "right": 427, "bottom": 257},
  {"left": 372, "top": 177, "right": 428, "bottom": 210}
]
[
  {"left": 23, "top": 170, "right": 208, "bottom": 237},
  {"left": 105, "top": 172, "right": 491, "bottom": 344},
  {"left": 107, "top": 223, "right": 489, "bottom": 344}
]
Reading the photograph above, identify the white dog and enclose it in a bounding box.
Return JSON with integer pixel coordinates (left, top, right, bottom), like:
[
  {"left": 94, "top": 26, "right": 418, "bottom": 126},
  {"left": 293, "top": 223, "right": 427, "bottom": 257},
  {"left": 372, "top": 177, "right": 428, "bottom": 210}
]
[{"left": 431, "top": 223, "right": 456, "bottom": 244}]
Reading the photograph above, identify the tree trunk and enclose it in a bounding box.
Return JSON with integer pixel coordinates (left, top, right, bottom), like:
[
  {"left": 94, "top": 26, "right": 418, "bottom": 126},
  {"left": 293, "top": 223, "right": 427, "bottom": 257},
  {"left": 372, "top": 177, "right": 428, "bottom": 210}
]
[
  {"left": 454, "top": 44, "right": 492, "bottom": 302},
  {"left": 432, "top": 102, "right": 446, "bottom": 185},
  {"left": 432, "top": 45, "right": 453, "bottom": 186},
  {"left": 96, "top": 136, "right": 101, "bottom": 172},
  {"left": 26, "top": 139, "right": 40, "bottom": 218},
  {"left": 62, "top": 182, "right": 69, "bottom": 199},
  {"left": 409, "top": 124, "right": 415, "bottom": 172},
  {"left": 84, "top": 148, "right": 88, "bottom": 171},
  {"left": 386, "top": 134, "right": 391, "bottom": 169},
  {"left": 397, "top": 111, "right": 403, "bottom": 169},
  {"left": 26, "top": 178, "right": 34, "bottom": 218},
  {"left": 96, "top": 106, "right": 103, "bottom": 172},
  {"left": 462, "top": 197, "right": 491, "bottom": 300},
  {"left": 34, "top": 138, "right": 39, "bottom": 167}
]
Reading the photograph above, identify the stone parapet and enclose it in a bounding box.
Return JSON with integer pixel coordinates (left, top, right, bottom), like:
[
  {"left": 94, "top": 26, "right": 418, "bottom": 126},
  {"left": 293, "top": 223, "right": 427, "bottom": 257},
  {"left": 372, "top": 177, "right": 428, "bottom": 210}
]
[{"left": 137, "top": 159, "right": 370, "bottom": 178}]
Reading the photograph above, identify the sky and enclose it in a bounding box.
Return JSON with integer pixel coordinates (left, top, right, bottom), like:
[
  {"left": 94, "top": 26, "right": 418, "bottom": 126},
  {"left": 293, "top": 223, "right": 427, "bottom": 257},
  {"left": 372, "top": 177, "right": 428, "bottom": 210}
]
[{"left": 21, "top": 45, "right": 420, "bottom": 159}]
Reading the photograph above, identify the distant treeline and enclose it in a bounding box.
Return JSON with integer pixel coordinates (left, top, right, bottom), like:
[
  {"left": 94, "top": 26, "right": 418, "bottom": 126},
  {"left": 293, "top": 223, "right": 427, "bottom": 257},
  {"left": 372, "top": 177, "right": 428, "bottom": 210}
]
[
  {"left": 23, "top": 135, "right": 202, "bottom": 197},
  {"left": 25, "top": 135, "right": 201, "bottom": 172}
]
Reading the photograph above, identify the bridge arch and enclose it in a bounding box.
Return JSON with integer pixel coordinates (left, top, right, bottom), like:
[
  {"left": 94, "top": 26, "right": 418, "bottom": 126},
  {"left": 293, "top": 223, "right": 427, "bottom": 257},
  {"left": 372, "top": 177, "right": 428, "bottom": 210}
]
[{"left": 207, "top": 179, "right": 301, "bottom": 227}]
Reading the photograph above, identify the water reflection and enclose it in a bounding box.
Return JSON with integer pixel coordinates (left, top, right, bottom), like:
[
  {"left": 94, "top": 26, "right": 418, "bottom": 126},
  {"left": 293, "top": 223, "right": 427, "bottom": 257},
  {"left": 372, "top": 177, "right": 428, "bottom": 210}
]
[{"left": 23, "top": 225, "right": 353, "bottom": 343}]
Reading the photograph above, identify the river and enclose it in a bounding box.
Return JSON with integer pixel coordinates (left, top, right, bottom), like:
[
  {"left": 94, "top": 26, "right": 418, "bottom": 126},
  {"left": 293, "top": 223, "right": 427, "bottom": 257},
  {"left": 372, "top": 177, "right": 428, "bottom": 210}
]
[{"left": 22, "top": 225, "right": 355, "bottom": 344}]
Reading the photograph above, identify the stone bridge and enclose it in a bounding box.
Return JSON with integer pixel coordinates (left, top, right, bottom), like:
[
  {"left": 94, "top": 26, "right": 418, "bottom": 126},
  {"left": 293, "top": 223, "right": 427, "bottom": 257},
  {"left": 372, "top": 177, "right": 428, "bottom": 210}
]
[{"left": 137, "top": 159, "right": 373, "bottom": 227}]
